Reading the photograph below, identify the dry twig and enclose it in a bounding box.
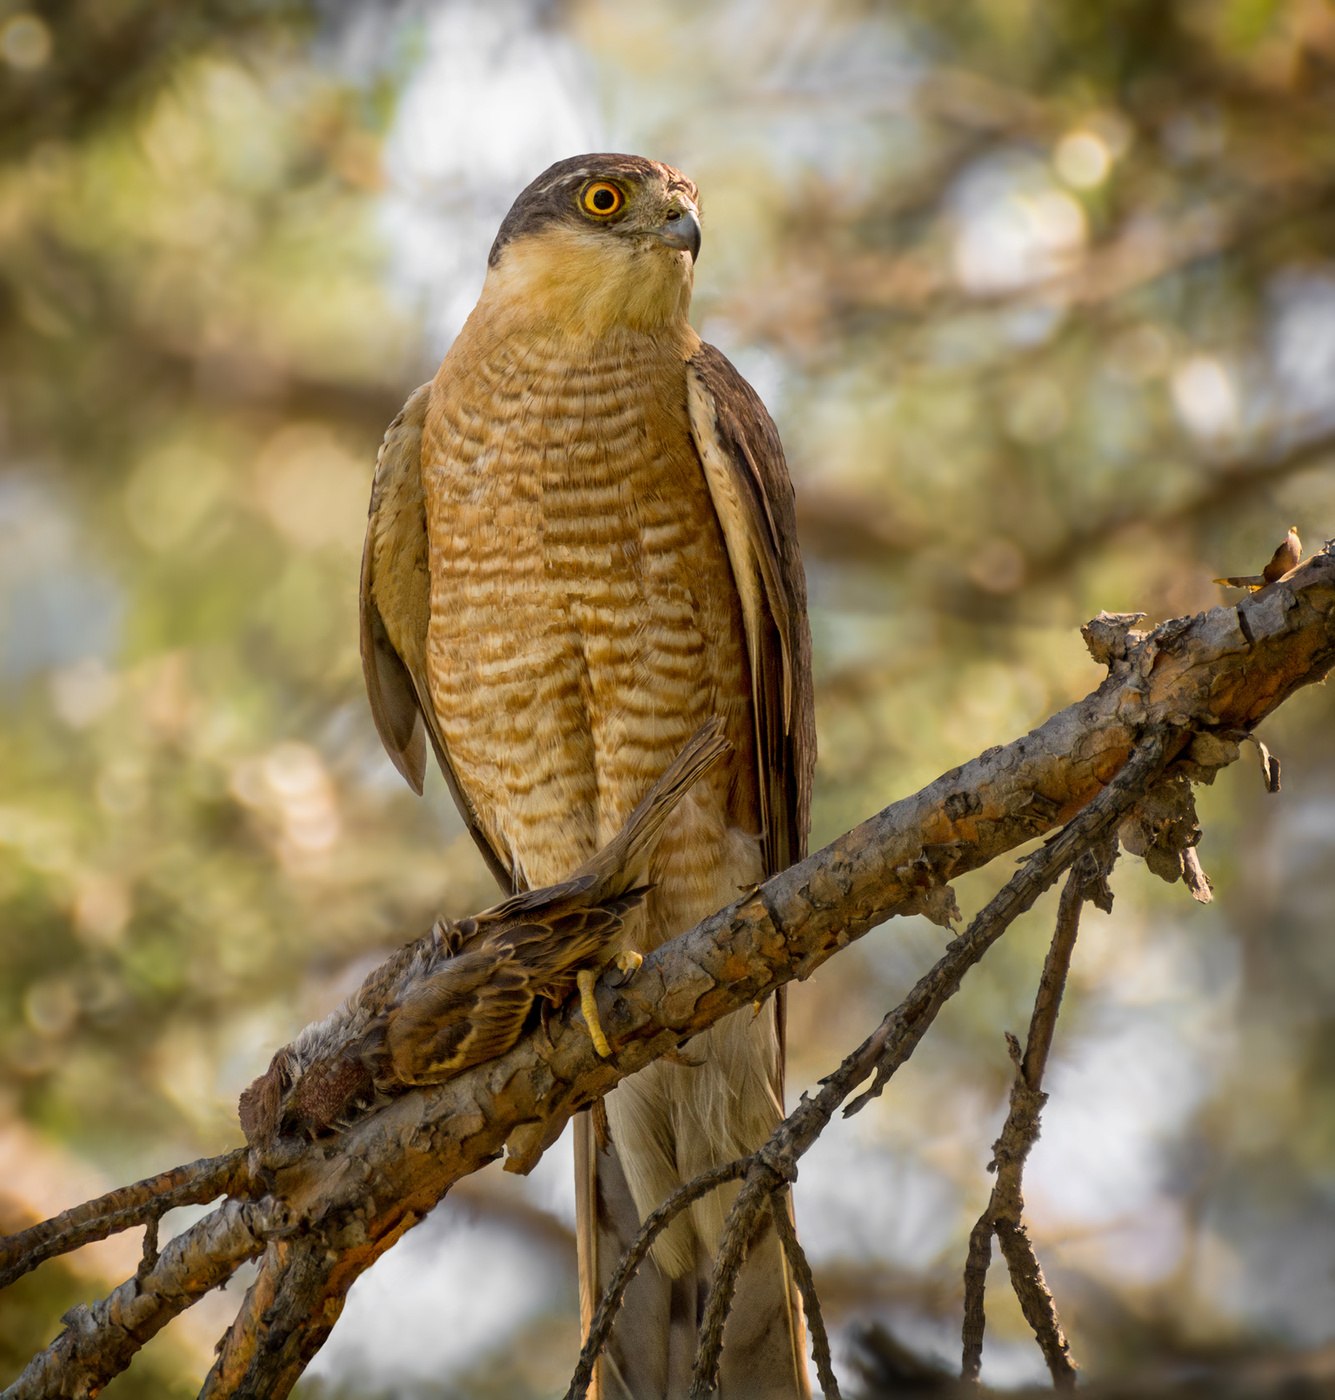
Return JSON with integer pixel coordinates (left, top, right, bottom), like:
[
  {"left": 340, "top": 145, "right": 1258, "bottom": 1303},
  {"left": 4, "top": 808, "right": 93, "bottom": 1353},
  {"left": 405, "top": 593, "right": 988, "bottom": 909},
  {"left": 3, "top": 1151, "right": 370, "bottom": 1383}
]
[
  {"left": 960, "top": 847, "right": 1116, "bottom": 1388},
  {"left": 771, "top": 1197, "right": 841, "bottom": 1400},
  {"left": 0, "top": 1148, "right": 249, "bottom": 1291}
]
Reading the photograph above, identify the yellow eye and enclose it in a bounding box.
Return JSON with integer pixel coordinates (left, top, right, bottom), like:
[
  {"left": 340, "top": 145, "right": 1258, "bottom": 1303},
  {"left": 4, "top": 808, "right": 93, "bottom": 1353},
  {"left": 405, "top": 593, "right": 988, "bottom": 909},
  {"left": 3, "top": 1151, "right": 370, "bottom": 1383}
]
[{"left": 580, "top": 181, "right": 625, "bottom": 218}]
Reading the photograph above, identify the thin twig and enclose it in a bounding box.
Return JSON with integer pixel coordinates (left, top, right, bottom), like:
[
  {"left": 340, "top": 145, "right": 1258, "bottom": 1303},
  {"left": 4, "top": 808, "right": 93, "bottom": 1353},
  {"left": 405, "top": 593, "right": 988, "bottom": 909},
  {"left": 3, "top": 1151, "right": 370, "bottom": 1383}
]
[
  {"left": 0, "top": 1147, "right": 249, "bottom": 1290},
  {"left": 772, "top": 1190, "right": 841, "bottom": 1399},
  {"left": 1023, "top": 848, "right": 1109, "bottom": 1088},
  {"left": 564, "top": 1160, "right": 748, "bottom": 1400},
  {"left": 845, "top": 735, "right": 1164, "bottom": 1118},
  {"left": 995, "top": 1221, "right": 1077, "bottom": 1390},
  {"left": 960, "top": 849, "right": 1112, "bottom": 1388},
  {"left": 135, "top": 1209, "right": 161, "bottom": 1282},
  {"left": 960, "top": 1214, "right": 995, "bottom": 1382},
  {"left": 690, "top": 1180, "right": 778, "bottom": 1399}
]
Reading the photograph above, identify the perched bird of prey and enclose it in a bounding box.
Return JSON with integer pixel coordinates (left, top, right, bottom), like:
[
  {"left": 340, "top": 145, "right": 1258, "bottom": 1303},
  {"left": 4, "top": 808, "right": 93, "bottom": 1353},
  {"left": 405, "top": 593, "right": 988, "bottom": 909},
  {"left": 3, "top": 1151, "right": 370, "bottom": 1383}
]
[
  {"left": 361, "top": 153, "right": 815, "bottom": 1399},
  {"left": 1213, "top": 526, "right": 1301, "bottom": 589},
  {"left": 238, "top": 723, "right": 728, "bottom": 1148}
]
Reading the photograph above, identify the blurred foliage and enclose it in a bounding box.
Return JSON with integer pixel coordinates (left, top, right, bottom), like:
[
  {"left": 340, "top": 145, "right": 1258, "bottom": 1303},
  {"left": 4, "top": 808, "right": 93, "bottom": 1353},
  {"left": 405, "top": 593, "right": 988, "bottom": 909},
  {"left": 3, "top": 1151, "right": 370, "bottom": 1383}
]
[{"left": 2, "top": 0, "right": 1334, "bottom": 1396}]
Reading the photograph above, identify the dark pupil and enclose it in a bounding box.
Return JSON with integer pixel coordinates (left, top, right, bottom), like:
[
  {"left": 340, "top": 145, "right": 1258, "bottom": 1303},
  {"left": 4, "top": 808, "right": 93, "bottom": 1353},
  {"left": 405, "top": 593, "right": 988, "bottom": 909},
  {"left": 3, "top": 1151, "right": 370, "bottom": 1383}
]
[{"left": 591, "top": 187, "right": 616, "bottom": 211}]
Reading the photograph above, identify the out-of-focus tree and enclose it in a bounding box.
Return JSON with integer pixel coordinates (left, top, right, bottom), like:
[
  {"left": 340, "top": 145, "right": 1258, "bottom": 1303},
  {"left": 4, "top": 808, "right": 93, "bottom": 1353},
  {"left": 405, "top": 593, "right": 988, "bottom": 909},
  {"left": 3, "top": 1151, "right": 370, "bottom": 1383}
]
[{"left": 2, "top": 1, "right": 1333, "bottom": 1396}]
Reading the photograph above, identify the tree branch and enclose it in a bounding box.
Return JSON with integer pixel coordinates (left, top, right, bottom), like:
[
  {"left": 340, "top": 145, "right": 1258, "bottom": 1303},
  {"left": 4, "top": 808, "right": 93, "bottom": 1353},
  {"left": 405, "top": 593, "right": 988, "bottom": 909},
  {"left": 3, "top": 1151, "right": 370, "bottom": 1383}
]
[
  {"left": 4, "top": 1197, "right": 290, "bottom": 1400},
  {"left": 4, "top": 548, "right": 1333, "bottom": 1398},
  {"left": 0, "top": 1149, "right": 249, "bottom": 1291}
]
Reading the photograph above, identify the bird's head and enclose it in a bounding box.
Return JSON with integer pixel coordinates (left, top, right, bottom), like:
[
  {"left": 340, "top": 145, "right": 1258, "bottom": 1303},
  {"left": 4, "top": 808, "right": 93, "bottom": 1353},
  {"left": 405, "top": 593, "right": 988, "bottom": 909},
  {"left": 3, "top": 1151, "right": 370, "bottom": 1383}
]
[{"left": 480, "top": 153, "right": 702, "bottom": 336}]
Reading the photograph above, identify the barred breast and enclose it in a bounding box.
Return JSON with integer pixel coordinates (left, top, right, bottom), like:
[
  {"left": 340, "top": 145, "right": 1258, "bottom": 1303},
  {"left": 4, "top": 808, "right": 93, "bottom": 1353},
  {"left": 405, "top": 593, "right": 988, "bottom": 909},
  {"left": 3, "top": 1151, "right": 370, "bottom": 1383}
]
[
  {"left": 422, "top": 318, "right": 782, "bottom": 1283},
  {"left": 420, "top": 321, "right": 762, "bottom": 943}
]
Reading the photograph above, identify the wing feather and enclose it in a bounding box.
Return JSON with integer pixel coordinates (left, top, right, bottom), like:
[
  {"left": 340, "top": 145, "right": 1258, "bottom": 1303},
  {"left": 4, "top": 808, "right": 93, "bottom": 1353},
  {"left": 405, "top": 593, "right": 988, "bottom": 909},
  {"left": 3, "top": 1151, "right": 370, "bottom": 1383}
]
[
  {"left": 360, "top": 382, "right": 514, "bottom": 890},
  {"left": 686, "top": 343, "right": 815, "bottom": 877}
]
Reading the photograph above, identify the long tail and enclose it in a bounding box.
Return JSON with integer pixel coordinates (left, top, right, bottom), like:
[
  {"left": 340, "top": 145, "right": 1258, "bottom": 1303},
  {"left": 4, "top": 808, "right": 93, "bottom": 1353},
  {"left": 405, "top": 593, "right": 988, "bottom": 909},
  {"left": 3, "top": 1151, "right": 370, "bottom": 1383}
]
[
  {"left": 574, "top": 714, "right": 810, "bottom": 1399},
  {"left": 576, "top": 1009, "right": 809, "bottom": 1399}
]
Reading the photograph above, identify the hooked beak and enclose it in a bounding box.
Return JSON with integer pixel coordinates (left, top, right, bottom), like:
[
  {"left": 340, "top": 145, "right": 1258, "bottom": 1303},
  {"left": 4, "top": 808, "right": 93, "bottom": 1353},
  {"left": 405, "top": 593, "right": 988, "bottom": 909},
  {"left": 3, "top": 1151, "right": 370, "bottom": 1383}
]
[{"left": 652, "top": 205, "right": 702, "bottom": 262}]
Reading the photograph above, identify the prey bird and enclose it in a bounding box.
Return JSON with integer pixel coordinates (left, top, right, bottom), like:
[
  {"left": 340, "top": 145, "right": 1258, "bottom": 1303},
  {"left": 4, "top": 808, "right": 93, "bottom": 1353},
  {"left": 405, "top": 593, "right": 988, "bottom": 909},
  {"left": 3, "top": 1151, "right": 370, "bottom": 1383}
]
[
  {"left": 384, "top": 719, "right": 729, "bottom": 1085},
  {"left": 1213, "top": 526, "right": 1302, "bottom": 590},
  {"left": 361, "top": 153, "right": 815, "bottom": 1399},
  {"left": 240, "top": 722, "right": 729, "bottom": 1147}
]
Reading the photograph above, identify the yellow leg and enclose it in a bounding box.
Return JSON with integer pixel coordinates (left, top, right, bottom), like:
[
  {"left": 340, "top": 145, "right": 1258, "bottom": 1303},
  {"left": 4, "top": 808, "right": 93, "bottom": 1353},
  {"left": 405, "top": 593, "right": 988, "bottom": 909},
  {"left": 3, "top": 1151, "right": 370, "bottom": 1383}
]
[{"left": 577, "top": 968, "right": 612, "bottom": 1058}]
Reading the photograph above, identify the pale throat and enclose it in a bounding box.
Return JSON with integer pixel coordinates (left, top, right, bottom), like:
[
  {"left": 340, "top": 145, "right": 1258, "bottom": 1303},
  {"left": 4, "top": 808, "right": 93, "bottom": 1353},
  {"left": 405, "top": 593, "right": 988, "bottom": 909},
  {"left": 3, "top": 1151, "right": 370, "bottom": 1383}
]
[{"left": 479, "top": 227, "right": 696, "bottom": 339}]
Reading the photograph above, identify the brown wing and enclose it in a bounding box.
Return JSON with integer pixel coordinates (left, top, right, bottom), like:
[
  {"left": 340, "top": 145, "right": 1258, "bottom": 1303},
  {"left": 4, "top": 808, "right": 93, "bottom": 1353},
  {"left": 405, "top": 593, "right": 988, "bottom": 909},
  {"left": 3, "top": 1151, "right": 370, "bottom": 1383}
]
[
  {"left": 360, "top": 383, "right": 513, "bottom": 889},
  {"left": 385, "top": 947, "right": 534, "bottom": 1084},
  {"left": 686, "top": 343, "right": 815, "bottom": 876},
  {"left": 1262, "top": 527, "right": 1301, "bottom": 583}
]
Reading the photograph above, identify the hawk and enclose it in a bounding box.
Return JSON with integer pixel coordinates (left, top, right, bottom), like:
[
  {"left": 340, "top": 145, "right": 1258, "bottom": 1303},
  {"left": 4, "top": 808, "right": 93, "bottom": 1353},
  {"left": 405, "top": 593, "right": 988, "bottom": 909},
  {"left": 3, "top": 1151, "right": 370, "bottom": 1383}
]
[{"left": 361, "top": 153, "right": 815, "bottom": 1399}]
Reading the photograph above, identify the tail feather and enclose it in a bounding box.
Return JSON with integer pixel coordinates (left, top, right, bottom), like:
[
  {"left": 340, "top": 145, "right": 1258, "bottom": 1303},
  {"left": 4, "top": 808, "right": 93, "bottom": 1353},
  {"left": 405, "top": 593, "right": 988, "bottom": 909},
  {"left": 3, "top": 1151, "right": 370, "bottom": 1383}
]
[
  {"left": 571, "top": 717, "right": 810, "bottom": 1397},
  {"left": 577, "top": 1002, "right": 810, "bottom": 1399}
]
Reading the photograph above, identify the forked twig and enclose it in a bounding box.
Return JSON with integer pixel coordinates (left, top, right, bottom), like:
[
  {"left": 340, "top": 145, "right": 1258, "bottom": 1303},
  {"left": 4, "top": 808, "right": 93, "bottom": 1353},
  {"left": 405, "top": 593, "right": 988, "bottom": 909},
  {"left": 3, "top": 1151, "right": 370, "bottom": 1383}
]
[
  {"left": 960, "top": 846, "right": 1114, "bottom": 1388},
  {"left": 565, "top": 1161, "right": 748, "bottom": 1400},
  {"left": 0, "top": 1148, "right": 250, "bottom": 1290}
]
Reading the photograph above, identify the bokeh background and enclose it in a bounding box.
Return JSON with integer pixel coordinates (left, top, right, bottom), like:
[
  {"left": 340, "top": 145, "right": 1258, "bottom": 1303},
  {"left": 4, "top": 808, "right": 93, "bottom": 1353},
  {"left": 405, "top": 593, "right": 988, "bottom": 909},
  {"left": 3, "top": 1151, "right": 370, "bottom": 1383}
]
[{"left": 3, "top": 2, "right": 1335, "bottom": 1396}]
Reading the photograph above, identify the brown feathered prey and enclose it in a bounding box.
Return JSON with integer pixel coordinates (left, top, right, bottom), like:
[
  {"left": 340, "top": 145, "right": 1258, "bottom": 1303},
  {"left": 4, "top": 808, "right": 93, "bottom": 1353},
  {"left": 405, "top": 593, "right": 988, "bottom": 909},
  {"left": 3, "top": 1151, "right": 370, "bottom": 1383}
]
[
  {"left": 239, "top": 721, "right": 729, "bottom": 1149},
  {"left": 1213, "top": 525, "right": 1302, "bottom": 589},
  {"left": 360, "top": 154, "right": 815, "bottom": 1398},
  {"left": 384, "top": 718, "right": 728, "bottom": 1084}
]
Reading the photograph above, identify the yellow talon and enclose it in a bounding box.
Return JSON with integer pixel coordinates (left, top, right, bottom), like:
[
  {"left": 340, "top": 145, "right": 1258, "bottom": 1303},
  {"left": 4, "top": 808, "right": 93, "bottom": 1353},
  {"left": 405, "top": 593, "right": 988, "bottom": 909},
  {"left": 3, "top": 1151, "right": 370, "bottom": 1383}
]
[
  {"left": 615, "top": 948, "right": 643, "bottom": 976},
  {"left": 577, "top": 968, "right": 613, "bottom": 1058}
]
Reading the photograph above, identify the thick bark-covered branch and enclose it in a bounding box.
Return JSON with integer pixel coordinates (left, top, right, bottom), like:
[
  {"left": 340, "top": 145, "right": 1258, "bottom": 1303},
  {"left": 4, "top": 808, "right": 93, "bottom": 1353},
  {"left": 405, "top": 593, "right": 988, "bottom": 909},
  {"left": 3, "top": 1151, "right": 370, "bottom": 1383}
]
[{"left": 5, "top": 548, "right": 1334, "bottom": 1398}]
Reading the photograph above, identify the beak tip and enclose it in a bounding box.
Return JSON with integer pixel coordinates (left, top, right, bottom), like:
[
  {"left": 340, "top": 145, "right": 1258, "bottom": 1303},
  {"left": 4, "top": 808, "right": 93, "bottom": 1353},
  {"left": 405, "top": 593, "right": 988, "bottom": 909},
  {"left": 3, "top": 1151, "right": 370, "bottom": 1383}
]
[{"left": 658, "top": 208, "right": 702, "bottom": 261}]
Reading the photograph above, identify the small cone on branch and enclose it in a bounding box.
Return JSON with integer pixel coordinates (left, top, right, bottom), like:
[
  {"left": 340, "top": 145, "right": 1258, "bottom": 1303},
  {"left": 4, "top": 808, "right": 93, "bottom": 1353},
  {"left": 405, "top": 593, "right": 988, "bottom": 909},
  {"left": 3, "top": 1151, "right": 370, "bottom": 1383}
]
[{"left": 1213, "top": 526, "right": 1301, "bottom": 590}]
